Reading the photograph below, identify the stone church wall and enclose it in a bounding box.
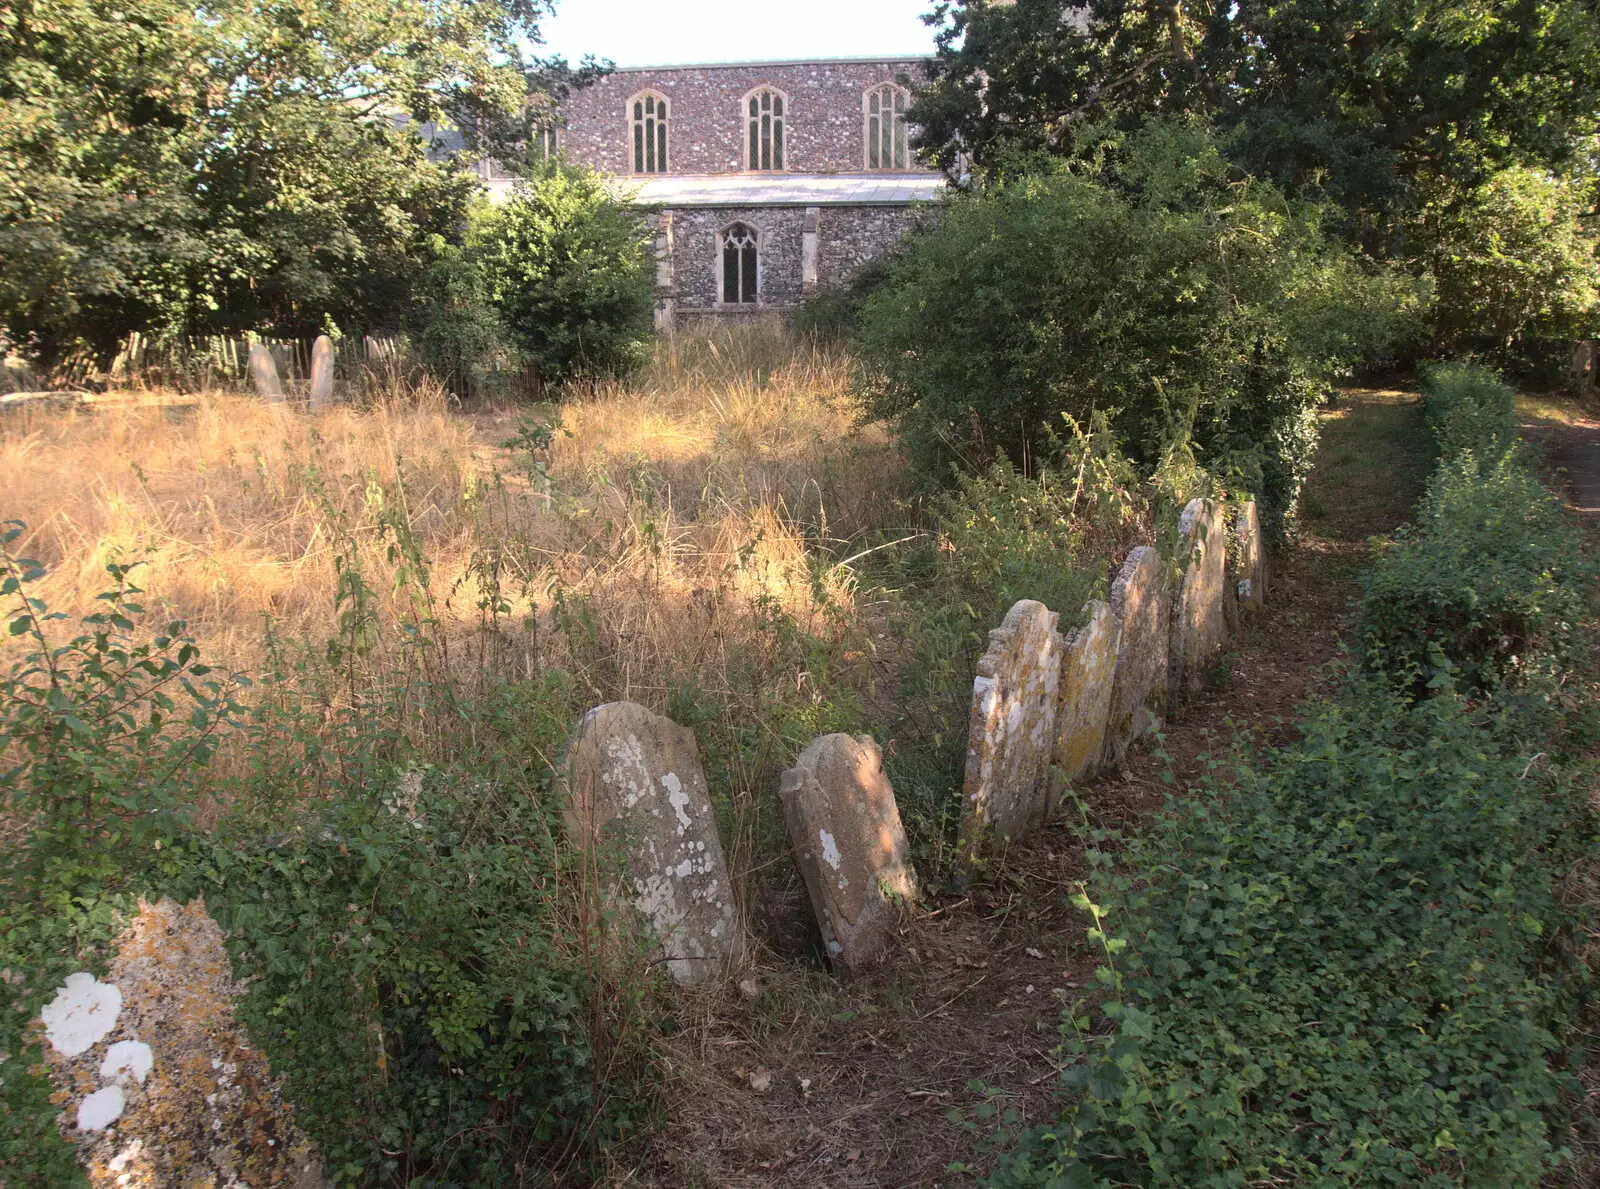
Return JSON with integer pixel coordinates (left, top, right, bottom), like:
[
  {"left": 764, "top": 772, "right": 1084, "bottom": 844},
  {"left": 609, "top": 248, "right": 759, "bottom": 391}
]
[
  {"left": 664, "top": 204, "right": 932, "bottom": 315},
  {"left": 562, "top": 59, "right": 937, "bottom": 176}
]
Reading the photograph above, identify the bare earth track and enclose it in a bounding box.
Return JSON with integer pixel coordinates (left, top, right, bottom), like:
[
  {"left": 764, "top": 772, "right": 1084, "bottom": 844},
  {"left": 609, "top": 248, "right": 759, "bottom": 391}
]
[{"left": 629, "top": 388, "right": 1432, "bottom": 1188}]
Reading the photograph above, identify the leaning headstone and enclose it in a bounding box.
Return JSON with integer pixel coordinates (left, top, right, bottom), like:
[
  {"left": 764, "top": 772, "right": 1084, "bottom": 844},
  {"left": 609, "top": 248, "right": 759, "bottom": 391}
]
[
  {"left": 779, "top": 734, "right": 918, "bottom": 974},
  {"left": 559, "top": 701, "right": 740, "bottom": 985},
  {"left": 1051, "top": 599, "right": 1121, "bottom": 794},
  {"left": 1234, "top": 498, "right": 1266, "bottom": 610},
  {"left": 35, "top": 898, "right": 325, "bottom": 1188},
  {"left": 1169, "top": 498, "right": 1229, "bottom": 696},
  {"left": 247, "top": 342, "right": 284, "bottom": 402},
  {"left": 1101, "top": 547, "right": 1169, "bottom": 767},
  {"left": 308, "top": 335, "right": 335, "bottom": 409},
  {"left": 957, "top": 599, "right": 1062, "bottom": 868}
]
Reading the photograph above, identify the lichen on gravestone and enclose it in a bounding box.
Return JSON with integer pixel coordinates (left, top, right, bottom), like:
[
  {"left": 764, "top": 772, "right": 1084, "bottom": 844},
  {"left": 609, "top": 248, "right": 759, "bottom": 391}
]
[
  {"left": 779, "top": 733, "right": 918, "bottom": 974},
  {"left": 1052, "top": 598, "right": 1121, "bottom": 794},
  {"left": 32, "top": 897, "right": 326, "bottom": 1188},
  {"left": 1169, "top": 498, "right": 1230, "bottom": 697},
  {"left": 1233, "top": 497, "right": 1266, "bottom": 610},
  {"left": 957, "top": 599, "right": 1063, "bottom": 870},
  {"left": 1101, "top": 546, "right": 1169, "bottom": 768},
  {"left": 558, "top": 701, "right": 742, "bottom": 985}
]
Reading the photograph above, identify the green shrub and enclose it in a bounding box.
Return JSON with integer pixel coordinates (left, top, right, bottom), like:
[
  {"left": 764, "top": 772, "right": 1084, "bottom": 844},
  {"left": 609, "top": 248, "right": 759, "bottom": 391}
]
[
  {"left": 464, "top": 165, "right": 656, "bottom": 388},
  {"left": 1358, "top": 452, "right": 1595, "bottom": 691},
  {"left": 1418, "top": 168, "right": 1600, "bottom": 361},
  {"left": 993, "top": 681, "right": 1592, "bottom": 1189},
  {"left": 853, "top": 118, "right": 1425, "bottom": 533},
  {"left": 1420, "top": 360, "right": 1517, "bottom": 462},
  {"left": 182, "top": 751, "right": 644, "bottom": 1188}
]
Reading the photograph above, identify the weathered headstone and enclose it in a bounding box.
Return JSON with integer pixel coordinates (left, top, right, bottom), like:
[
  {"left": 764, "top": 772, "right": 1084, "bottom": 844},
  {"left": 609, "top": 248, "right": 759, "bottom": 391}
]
[
  {"left": 35, "top": 898, "right": 325, "bottom": 1188},
  {"left": 308, "top": 335, "right": 335, "bottom": 409},
  {"left": 1051, "top": 599, "right": 1121, "bottom": 794},
  {"left": 1101, "top": 546, "right": 1169, "bottom": 767},
  {"left": 247, "top": 342, "right": 284, "bottom": 402},
  {"left": 957, "top": 599, "right": 1062, "bottom": 867},
  {"left": 1169, "top": 498, "right": 1229, "bottom": 696},
  {"left": 1234, "top": 497, "right": 1266, "bottom": 610},
  {"left": 559, "top": 701, "right": 741, "bottom": 985},
  {"left": 779, "top": 734, "right": 918, "bottom": 974}
]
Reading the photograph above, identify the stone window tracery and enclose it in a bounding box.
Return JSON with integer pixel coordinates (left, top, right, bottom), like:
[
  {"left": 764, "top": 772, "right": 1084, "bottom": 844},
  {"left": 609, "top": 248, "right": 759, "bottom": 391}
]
[
  {"left": 720, "top": 223, "right": 759, "bottom": 305},
  {"left": 744, "top": 88, "right": 786, "bottom": 171},
  {"left": 531, "top": 122, "right": 561, "bottom": 163},
  {"left": 864, "top": 84, "right": 909, "bottom": 170},
  {"left": 630, "top": 91, "right": 669, "bottom": 174}
]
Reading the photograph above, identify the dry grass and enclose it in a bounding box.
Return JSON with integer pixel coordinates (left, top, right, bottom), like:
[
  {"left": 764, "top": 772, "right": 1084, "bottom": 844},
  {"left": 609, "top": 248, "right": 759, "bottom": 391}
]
[{"left": 0, "top": 323, "right": 904, "bottom": 690}]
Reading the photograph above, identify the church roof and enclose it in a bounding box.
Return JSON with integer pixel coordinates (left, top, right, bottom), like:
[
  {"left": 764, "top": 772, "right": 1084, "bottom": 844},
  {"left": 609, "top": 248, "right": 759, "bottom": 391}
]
[{"left": 485, "top": 172, "right": 947, "bottom": 207}]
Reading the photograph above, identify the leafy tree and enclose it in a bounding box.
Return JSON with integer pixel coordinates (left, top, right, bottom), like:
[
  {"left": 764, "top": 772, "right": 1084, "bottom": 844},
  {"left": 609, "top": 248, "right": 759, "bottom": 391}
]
[
  {"left": 463, "top": 167, "right": 656, "bottom": 387},
  {"left": 0, "top": 0, "right": 576, "bottom": 370},
  {"left": 1416, "top": 167, "right": 1600, "bottom": 356},
  {"left": 854, "top": 119, "right": 1424, "bottom": 530},
  {"left": 914, "top": 0, "right": 1600, "bottom": 237}
]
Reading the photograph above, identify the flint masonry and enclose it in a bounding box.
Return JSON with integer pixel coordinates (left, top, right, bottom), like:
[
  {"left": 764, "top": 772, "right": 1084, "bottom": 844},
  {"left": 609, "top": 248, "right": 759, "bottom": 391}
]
[{"left": 486, "top": 58, "right": 947, "bottom": 329}]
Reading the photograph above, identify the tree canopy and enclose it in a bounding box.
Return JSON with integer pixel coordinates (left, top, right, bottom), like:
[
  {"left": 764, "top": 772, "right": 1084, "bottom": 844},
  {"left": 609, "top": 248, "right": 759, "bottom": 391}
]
[
  {"left": 0, "top": 0, "right": 597, "bottom": 368},
  {"left": 914, "top": 0, "right": 1600, "bottom": 231}
]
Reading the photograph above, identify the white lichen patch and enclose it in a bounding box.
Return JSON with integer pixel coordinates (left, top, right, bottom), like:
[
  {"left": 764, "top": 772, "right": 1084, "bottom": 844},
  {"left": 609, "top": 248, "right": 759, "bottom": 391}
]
[
  {"left": 77, "top": 1084, "right": 126, "bottom": 1131},
  {"left": 41, "top": 972, "right": 122, "bottom": 1058},
  {"left": 100, "top": 1040, "right": 153, "bottom": 1085}
]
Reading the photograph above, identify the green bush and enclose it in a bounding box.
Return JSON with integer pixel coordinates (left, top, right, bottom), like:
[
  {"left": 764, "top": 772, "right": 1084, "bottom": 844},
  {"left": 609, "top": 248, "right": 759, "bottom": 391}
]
[
  {"left": 993, "top": 682, "right": 1592, "bottom": 1189},
  {"left": 1358, "top": 452, "right": 1594, "bottom": 693},
  {"left": 1418, "top": 168, "right": 1600, "bottom": 361},
  {"left": 183, "top": 754, "right": 644, "bottom": 1187},
  {"left": 464, "top": 166, "right": 656, "bottom": 388},
  {"left": 1420, "top": 360, "right": 1517, "bottom": 462},
  {"left": 853, "top": 119, "right": 1425, "bottom": 533}
]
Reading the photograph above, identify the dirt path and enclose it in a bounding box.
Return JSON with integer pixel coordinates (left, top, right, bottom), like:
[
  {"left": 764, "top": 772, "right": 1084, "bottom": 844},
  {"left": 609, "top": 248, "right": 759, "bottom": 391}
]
[{"left": 626, "top": 389, "right": 1432, "bottom": 1189}]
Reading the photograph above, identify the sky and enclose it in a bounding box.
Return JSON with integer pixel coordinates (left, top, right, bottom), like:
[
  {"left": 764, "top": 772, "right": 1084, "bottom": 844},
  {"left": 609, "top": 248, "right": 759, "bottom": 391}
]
[{"left": 536, "top": 0, "right": 940, "bottom": 68}]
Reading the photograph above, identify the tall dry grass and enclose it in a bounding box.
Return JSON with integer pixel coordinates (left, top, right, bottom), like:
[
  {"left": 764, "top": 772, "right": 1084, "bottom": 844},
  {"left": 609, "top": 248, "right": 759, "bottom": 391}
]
[{"left": 1, "top": 323, "right": 903, "bottom": 678}]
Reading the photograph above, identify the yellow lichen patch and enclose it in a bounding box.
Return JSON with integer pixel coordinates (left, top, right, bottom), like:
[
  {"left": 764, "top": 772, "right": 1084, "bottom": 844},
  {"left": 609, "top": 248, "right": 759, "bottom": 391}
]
[{"left": 39, "top": 898, "right": 325, "bottom": 1189}]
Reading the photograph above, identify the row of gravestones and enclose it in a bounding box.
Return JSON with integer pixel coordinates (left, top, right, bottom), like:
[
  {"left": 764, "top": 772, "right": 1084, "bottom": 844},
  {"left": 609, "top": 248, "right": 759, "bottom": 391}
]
[
  {"left": 247, "top": 335, "right": 337, "bottom": 407},
  {"left": 558, "top": 496, "right": 1266, "bottom": 985}
]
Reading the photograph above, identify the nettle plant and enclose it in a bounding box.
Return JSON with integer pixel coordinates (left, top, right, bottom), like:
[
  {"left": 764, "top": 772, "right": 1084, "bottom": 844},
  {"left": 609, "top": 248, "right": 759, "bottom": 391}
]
[{"left": 1, "top": 521, "right": 247, "bottom": 869}]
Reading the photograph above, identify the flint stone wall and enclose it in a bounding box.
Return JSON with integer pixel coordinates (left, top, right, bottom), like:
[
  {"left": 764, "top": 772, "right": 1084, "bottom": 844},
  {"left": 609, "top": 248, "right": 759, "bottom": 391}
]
[
  {"left": 1102, "top": 547, "right": 1169, "bottom": 766},
  {"left": 1169, "top": 498, "right": 1229, "bottom": 696},
  {"left": 779, "top": 734, "right": 917, "bottom": 973},
  {"left": 1052, "top": 599, "right": 1121, "bottom": 792},
  {"left": 559, "top": 701, "right": 741, "bottom": 984},
  {"left": 665, "top": 204, "right": 929, "bottom": 313},
  {"left": 561, "top": 60, "right": 938, "bottom": 176},
  {"left": 958, "top": 599, "right": 1063, "bottom": 865},
  {"left": 35, "top": 898, "right": 324, "bottom": 1188}
]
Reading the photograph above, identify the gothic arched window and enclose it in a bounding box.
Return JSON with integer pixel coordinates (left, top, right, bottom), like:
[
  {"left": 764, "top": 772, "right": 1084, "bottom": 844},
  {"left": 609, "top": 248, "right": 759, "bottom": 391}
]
[
  {"left": 720, "top": 223, "right": 759, "bottom": 305},
  {"left": 745, "top": 88, "right": 786, "bottom": 171},
  {"left": 630, "top": 91, "right": 669, "bottom": 173},
  {"left": 864, "top": 84, "right": 909, "bottom": 170}
]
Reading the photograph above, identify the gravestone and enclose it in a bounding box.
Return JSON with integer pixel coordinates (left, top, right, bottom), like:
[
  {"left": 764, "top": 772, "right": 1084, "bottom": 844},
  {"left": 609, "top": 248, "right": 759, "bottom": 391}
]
[
  {"left": 1169, "top": 498, "right": 1229, "bottom": 696},
  {"left": 247, "top": 342, "right": 284, "bottom": 402},
  {"left": 779, "top": 734, "right": 917, "bottom": 974},
  {"left": 559, "top": 701, "right": 740, "bottom": 985},
  {"left": 35, "top": 898, "right": 325, "bottom": 1187},
  {"left": 957, "top": 599, "right": 1062, "bottom": 867},
  {"left": 1051, "top": 599, "right": 1121, "bottom": 794},
  {"left": 308, "top": 335, "right": 335, "bottom": 409},
  {"left": 1101, "top": 547, "right": 1169, "bottom": 767},
  {"left": 1234, "top": 498, "right": 1266, "bottom": 610}
]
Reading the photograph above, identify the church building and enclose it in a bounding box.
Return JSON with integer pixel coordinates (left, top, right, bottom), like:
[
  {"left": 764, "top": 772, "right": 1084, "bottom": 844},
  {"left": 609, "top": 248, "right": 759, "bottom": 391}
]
[{"left": 485, "top": 58, "right": 947, "bottom": 329}]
